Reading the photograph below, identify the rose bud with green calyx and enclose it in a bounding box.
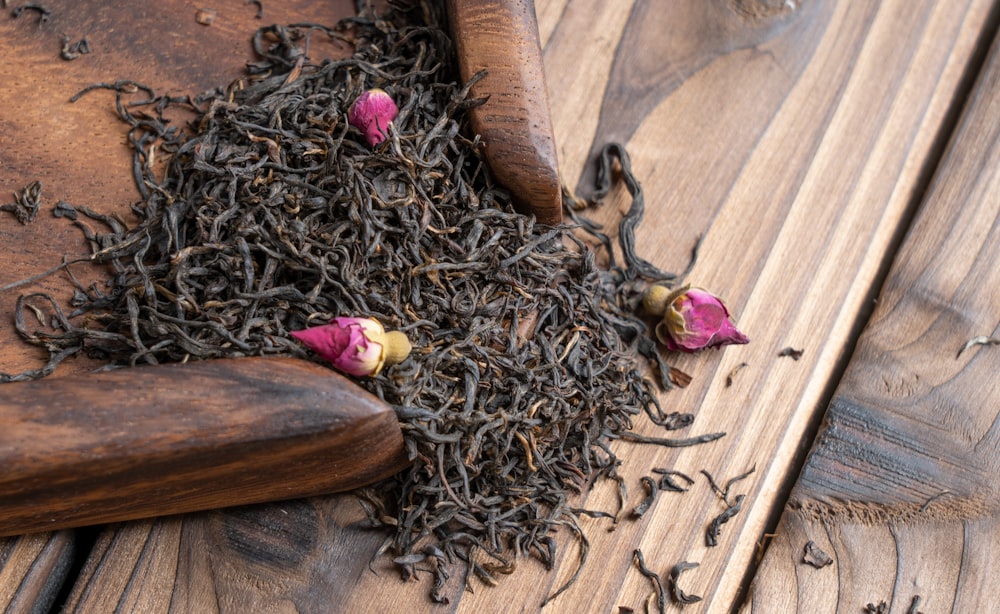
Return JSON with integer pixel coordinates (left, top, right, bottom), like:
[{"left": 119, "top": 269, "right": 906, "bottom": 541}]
[
  {"left": 290, "top": 316, "right": 412, "bottom": 377},
  {"left": 647, "top": 285, "right": 749, "bottom": 353}
]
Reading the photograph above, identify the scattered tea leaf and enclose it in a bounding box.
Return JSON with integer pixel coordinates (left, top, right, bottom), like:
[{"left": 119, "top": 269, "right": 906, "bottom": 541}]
[
  {"left": 705, "top": 494, "right": 744, "bottom": 547},
  {"left": 956, "top": 335, "right": 1000, "bottom": 358},
  {"left": 0, "top": 181, "right": 42, "bottom": 225},
  {"left": 668, "top": 561, "right": 702, "bottom": 605},
  {"left": 11, "top": 3, "right": 51, "bottom": 25},
  {"left": 247, "top": 0, "right": 263, "bottom": 19},
  {"left": 725, "top": 361, "right": 749, "bottom": 387},
  {"left": 802, "top": 540, "right": 833, "bottom": 568},
  {"left": 631, "top": 476, "right": 659, "bottom": 518},
  {"left": 652, "top": 468, "right": 694, "bottom": 493},
  {"left": 632, "top": 549, "right": 665, "bottom": 614},
  {"left": 778, "top": 346, "right": 804, "bottom": 360},
  {"left": 195, "top": 8, "right": 216, "bottom": 25}
]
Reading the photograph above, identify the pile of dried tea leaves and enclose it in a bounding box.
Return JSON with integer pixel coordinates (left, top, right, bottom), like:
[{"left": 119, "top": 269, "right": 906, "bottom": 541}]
[{"left": 3, "top": 1, "right": 722, "bottom": 604}]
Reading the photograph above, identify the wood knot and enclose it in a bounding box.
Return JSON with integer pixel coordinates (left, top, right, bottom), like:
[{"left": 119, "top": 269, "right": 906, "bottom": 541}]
[
  {"left": 730, "top": 0, "right": 801, "bottom": 21},
  {"left": 217, "top": 500, "right": 320, "bottom": 569}
]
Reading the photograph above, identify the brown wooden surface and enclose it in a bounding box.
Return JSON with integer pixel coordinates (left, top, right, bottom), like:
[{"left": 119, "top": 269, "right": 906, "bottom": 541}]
[
  {"left": 0, "top": 531, "right": 76, "bottom": 614},
  {"left": 745, "top": 23, "right": 1000, "bottom": 613},
  {"left": 0, "top": 357, "right": 408, "bottom": 537},
  {"left": 448, "top": 0, "right": 563, "bottom": 224},
  {"left": 2, "top": 0, "right": 999, "bottom": 612}
]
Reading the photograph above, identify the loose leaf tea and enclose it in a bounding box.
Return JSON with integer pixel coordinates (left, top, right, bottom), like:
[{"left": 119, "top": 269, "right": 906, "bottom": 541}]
[
  {"left": 632, "top": 549, "right": 666, "bottom": 614},
  {"left": 864, "top": 601, "right": 889, "bottom": 614},
  {"left": 778, "top": 346, "right": 804, "bottom": 360},
  {"left": 0, "top": 181, "right": 43, "bottom": 225},
  {"left": 1, "top": 1, "right": 731, "bottom": 604},
  {"left": 668, "top": 560, "right": 703, "bottom": 605},
  {"left": 701, "top": 466, "right": 754, "bottom": 547}
]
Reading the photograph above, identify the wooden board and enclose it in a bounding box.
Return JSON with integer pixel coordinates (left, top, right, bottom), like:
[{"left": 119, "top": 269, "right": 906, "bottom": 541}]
[
  {"left": 1, "top": 0, "right": 998, "bottom": 612},
  {"left": 0, "top": 531, "right": 77, "bottom": 614},
  {"left": 0, "top": 357, "right": 408, "bottom": 537},
  {"left": 744, "top": 22, "right": 1000, "bottom": 613}
]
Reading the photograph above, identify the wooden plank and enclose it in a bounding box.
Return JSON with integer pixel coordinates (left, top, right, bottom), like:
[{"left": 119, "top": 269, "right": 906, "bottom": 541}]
[
  {"left": 1, "top": 1, "right": 996, "bottom": 613},
  {"left": 448, "top": 0, "right": 563, "bottom": 223},
  {"left": 62, "top": 500, "right": 392, "bottom": 613},
  {"left": 0, "top": 357, "right": 408, "bottom": 537},
  {"left": 745, "top": 20, "right": 1000, "bottom": 613},
  {"left": 0, "top": 531, "right": 77, "bottom": 614}
]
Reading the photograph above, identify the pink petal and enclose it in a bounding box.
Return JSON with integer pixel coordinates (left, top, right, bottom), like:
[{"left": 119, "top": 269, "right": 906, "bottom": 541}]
[
  {"left": 291, "top": 317, "right": 386, "bottom": 376},
  {"left": 348, "top": 89, "right": 399, "bottom": 146}
]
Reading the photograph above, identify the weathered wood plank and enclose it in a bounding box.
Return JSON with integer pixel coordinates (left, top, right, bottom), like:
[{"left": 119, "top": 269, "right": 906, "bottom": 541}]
[
  {"left": 0, "top": 531, "right": 77, "bottom": 614},
  {"left": 745, "top": 19, "right": 1000, "bottom": 613},
  {"left": 62, "top": 500, "right": 396, "bottom": 613},
  {"left": 520, "top": 0, "right": 997, "bottom": 610}
]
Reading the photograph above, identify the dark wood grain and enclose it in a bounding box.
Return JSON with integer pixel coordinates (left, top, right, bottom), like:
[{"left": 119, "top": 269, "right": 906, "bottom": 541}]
[
  {"left": 448, "top": 0, "right": 563, "bottom": 224},
  {"left": 0, "top": 531, "right": 77, "bottom": 614},
  {"left": 0, "top": 357, "right": 409, "bottom": 537},
  {"left": 61, "top": 497, "right": 406, "bottom": 613},
  {"left": 747, "top": 19, "right": 1000, "bottom": 612}
]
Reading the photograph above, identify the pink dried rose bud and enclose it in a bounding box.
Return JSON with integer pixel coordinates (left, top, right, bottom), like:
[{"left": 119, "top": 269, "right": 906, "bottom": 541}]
[
  {"left": 348, "top": 88, "right": 399, "bottom": 146},
  {"left": 646, "top": 285, "right": 749, "bottom": 353},
  {"left": 290, "top": 316, "right": 412, "bottom": 377}
]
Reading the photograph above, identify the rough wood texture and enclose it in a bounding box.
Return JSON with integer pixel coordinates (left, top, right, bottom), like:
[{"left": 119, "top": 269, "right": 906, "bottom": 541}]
[
  {"left": 0, "top": 357, "right": 409, "bottom": 537},
  {"left": 448, "top": 0, "right": 563, "bottom": 224},
  {"left": 61, "top": 500, "right": 391, "bottom": 613},
  {"left": 0, "top": 531, "right": 77, "bottom": 614},
  {"left": 2, "top": 0, "right": 999, "bottom": 612},
  {"left": 745, "top": 22, "right": 1000, "bottom": 613}
]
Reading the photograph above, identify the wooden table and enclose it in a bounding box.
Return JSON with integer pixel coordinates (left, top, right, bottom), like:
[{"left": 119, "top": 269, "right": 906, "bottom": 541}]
[{"left": 2, "top": 1, "right": 998, "bottom": 611}]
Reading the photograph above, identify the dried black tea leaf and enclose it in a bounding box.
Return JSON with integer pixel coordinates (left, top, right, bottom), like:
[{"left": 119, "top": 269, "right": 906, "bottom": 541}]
[
  {"left": 632, "top": 476, "right": 658, "bottom": 518},
  {"left": 668, "top": 561, "right": 702, "bottom": 605},
  {"left": 632, "top": 549, "right": 665, "bottom": 614},
  {"left": 725, "top": 361, "right": 749, "bottom": 387},
  {"left": 705, "top": 494, "right": 744, "bottom": 547},
  {"left": 1, "top": 181, "right": 42, "bottom": 225},
  {"left": 778, "top": 346, "right": 804, "bottom": 360},
  {"left": 652, "top": 468, "right": 694, "bottom": 493},
  {"left": 802, "top": 540, "right": 833, "bottom": 568}
]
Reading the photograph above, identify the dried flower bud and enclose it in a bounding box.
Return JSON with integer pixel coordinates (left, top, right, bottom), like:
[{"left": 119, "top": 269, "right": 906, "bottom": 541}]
[
  {"left": 653, "top": 286, "right": 749, "bottom": 353},
  {"left": 291, "top": 316, "right": 411, "bottom": 377},
  {"left": 348, "top": 88, "right": 399, "bottom": 146},
  {"left": 642, "top": 284, "right": 673, "bottom": 315}
]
